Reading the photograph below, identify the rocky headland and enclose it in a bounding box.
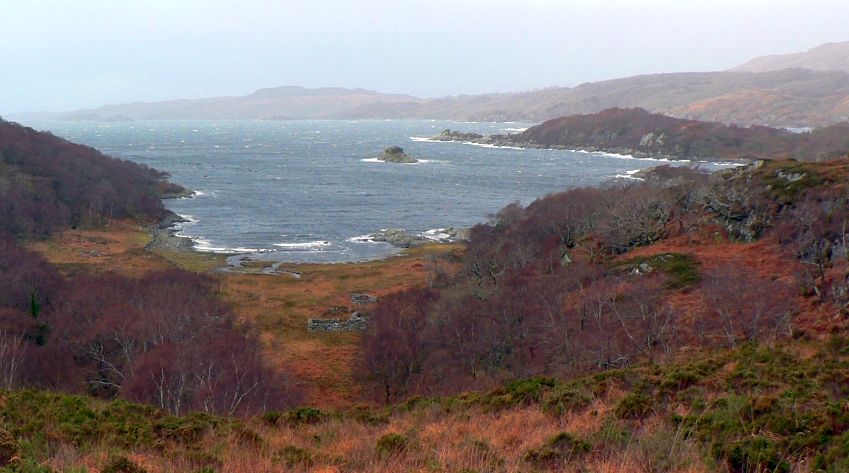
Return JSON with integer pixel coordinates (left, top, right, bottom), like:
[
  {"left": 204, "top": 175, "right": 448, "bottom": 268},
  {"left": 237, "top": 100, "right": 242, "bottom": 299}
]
[{"left": 432, "top": 108, "right": 849, "bottom": 162}]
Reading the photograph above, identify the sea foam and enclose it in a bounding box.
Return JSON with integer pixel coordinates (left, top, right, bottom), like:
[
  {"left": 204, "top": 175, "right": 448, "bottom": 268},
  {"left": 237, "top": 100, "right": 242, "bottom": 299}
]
[{"left": 273, "top": 241, "right": 331, "bottom": 251}]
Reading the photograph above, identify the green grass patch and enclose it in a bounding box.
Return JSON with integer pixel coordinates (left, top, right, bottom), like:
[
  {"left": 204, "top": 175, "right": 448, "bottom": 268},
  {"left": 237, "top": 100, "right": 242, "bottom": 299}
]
[
  {"left": 618, "top": 253, "right": 700, "bottom": 289},
  {"left": 376, "top": 433, "right": 410, "bottom": 457},
  {"left": 523, "top": 431, "right": 591, "bottom": 466},
  {"left": 759, "top": 162, "right": 826, "bottom": 203}
]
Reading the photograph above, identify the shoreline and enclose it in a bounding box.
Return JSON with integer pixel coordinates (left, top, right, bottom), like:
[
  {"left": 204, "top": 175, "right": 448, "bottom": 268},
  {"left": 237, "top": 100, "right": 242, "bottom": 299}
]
[
  {"left": 145, "top": 211, "right": 465, "bottom": 273},
  {"left": 423, "top": 134, "right": 750, "bottom": 166}
]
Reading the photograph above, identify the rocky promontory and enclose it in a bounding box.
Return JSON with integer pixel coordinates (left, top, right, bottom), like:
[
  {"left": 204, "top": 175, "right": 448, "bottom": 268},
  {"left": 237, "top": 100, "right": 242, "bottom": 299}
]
[
  {"left": 430, "top": 108, "right": 849, "bottom": 162},
  {"left": 376, "top": 146, "right": 418, "bottom": 163},
  {"left": 359, "top": 228, "right": 470, "bottom": 248}
]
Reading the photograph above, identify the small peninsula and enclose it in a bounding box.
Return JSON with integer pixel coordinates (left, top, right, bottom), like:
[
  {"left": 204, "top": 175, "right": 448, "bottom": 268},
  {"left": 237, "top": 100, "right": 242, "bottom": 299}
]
[
  {"left": 376, "top": 146, "right": 418, "bottom": 163},
  {"left": 432, "top": 108, "right": 849, "bottom": 161}
]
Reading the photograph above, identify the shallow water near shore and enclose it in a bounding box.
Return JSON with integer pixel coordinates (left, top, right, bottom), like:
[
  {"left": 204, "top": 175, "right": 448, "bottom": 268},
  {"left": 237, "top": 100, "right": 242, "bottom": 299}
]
[{"left": 27, "top": 119, "right": 732, "bottom": 263}]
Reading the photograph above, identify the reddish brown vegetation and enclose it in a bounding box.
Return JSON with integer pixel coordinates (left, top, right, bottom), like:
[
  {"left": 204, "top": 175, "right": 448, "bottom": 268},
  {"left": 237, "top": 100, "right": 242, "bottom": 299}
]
[
  {"left": 0, "top": 122, "right": 300, "bottom": 415},
  {"left": 0, "top": 239, "right": 300, "bottom": 415},
  {"left": 0, "top": 119, "right": 183, "bottom": 238},
  {"left": 513, "top": 108, "right": 849, "bottom": 160},
  {"left": 358, "top": 159, "right": 849, "bottom": 402}
]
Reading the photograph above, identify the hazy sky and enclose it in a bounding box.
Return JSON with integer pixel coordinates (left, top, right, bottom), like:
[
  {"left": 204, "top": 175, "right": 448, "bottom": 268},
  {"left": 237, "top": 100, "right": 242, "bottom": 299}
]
[{"left": 2, "top": 0, "right": 849, "bottom": 114}]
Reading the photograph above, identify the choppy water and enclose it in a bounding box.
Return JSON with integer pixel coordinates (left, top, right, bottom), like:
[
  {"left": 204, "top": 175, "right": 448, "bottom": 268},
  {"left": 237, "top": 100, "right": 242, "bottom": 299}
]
[{"left": 25, "top": 119, "right": 726, "bottom": 262}]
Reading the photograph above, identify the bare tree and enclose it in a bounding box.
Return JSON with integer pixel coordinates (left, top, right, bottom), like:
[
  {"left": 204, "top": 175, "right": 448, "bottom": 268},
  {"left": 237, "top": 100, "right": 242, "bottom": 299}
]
[
  {"left": 0, "top": 330, "right": 26, "bottom": 389},
  {"left": 703, "top": 266, "right": 795, "bottom": 347}
]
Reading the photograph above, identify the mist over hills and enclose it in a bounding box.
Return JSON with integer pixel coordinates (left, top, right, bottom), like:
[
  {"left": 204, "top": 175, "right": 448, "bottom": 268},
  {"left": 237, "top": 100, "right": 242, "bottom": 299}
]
[
  {"left": 362, "top": 69, "right": 849, "bottom": 127},
  {"left": 53, "top": 86, "right": 421, "bottom": 121},
  {"left": 730, "top": 40, "right": 849, "bottom": 74},
  {"left": 32, "top": 41, "right": 849, "bottom": 127}
]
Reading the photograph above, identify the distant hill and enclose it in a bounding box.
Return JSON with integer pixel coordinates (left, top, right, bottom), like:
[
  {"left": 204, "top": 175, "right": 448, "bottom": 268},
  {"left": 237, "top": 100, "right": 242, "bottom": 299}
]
[
  {"left": 31, "top": 42, "right": 849, "bottom": 127},
  {"left": 368, "top": 69, "right": 849, "bottom": 127},
  {"left": 56, "top": 86, "right": 422, "bottom": 121},
  {"left": 47, "top": 70, "right": 849, "bottom": 128},
  {"left": 437, "top": 108, "right": 849, "bottom": 161},
  {"left": 731, "top": 41, "right": 849, "bottom": 74}
]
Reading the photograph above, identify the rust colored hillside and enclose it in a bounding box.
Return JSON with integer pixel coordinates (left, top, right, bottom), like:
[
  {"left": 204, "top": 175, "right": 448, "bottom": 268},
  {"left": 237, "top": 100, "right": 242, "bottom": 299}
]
[{"left": 511, "top": 108, "right": 849, "bottom": 161}]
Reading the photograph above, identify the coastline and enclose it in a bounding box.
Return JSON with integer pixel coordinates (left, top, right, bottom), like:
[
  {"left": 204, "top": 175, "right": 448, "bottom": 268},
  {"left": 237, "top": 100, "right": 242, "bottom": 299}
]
[
  {"left": 424, "top": 133, "right": 750, "bottom": 165},
  {"left": 144, "top": 211, "right": 231, "bottom": 272},
  {"left": 145, "top": 211, "right": 466, "bottom": 273}
]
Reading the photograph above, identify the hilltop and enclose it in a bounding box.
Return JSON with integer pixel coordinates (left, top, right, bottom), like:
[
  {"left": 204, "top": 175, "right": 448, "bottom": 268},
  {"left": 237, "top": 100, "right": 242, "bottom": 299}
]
[{"left": 731, "top": 40, "right": 849, "bottom": 74}]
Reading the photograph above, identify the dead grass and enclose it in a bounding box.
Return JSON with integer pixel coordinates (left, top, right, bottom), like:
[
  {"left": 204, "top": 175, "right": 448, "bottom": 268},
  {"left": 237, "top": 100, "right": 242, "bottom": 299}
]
[
  {"left": 41, "top": 384, "right": 715, "bottom": 473},
  {"left": 25, "top": 220, "right": 173, "bottom": 276},
  {"left": 221, "top": 243, "right": 464, "bottom": 407}
]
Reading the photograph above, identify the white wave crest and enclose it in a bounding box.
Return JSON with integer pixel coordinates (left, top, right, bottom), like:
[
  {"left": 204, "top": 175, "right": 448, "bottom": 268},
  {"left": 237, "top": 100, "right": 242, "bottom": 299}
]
[
  {"left": 347, "top": 234, "right": 379, "bottom": 244},
  {"left": 421, "top": 228, "right": 452, "bottom": 241},
  {"left": 273, "top": 240, "right": 331, "bottom": 251},
  {"left": 178, "top": 214, "right": 199, "bottom": 224},
  {"left": 465, "top": 142, "right": 527, "bottom": 151},
  {"left": 188, "top": 237, "right": 266, "bottom": 254},
  {"left": 360, "top": 158, "right": 437, "bottom": 165},
  {"left": 613, "top": 169, "right": 645, "bottom": 180}
]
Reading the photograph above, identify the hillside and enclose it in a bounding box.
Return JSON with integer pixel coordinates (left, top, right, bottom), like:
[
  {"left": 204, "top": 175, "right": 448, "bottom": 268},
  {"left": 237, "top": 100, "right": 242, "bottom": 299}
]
[
  {"left": 731, "top": 41, "right": 849, "bottom": 74},
  {"left": 368, "top": 68, "right": 849, "bottom": 127},
  {"left": 0, "top": 121, "right": 302, "bottom": 424},
  {"left": 0, "top": 119, "right": 185, "bottom": 238},
  {"left": 436, "top": 108, "right": 849, "bottom": 161},
  {"left": 353, "top": 158, "right": 849, "bottom": 401},
  {"left": 5, "top": 338, "right": 849, "bottom": 472},
  {"left": 39, "top": 68, "right": 849, "bottom": 127}
]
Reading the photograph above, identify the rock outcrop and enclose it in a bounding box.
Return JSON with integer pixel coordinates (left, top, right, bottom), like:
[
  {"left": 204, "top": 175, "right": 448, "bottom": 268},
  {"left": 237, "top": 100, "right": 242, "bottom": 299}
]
[
  {"left": 376, "top": 146, "right": 418, "bottom": 163},
  {"left": 308, "top": 311, "right": 369, "bottom": 332},
  {"left": 432, "top": 129, "right": 484, "bottom": 142},
  {"left": 363, "top": 227, "right": 471, "bottom": 248},
  {"left": 350, "top": 294, "right": 379, "bottom": 305}
]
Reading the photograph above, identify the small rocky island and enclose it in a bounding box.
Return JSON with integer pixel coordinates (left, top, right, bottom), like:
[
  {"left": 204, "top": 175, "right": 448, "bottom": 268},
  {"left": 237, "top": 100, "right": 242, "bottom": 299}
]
[
  {"left": 432, "top": 129, "right": 485, "bottom": 142},
  {"left": 376, "top": 146, "right": 418, "bottom": 163}
]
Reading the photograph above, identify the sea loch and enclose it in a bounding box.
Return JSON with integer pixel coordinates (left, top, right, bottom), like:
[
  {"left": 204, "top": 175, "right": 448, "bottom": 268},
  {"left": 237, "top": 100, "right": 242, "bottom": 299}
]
[{"left": 27, "top": 119, "right": 725, "bottom": 262}]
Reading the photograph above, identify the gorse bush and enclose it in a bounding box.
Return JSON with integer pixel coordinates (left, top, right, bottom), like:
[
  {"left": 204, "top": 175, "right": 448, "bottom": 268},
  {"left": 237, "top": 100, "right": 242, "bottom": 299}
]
[{"left": 376, "top": 432, "right": 410, "bottom": 457}]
